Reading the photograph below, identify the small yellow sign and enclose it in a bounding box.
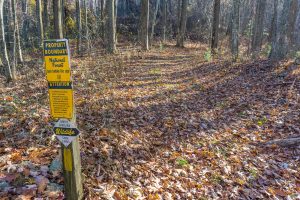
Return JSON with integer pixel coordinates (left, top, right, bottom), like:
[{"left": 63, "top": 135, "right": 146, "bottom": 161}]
[
  {"left": 44, "top": 40, "right": 71, "bottom": 82},
  {"left": 64, "top": 148, "right": 73, "bottom": 172},
  {"left": 49, "top": 88, "right": 73, "bottom": 119}
]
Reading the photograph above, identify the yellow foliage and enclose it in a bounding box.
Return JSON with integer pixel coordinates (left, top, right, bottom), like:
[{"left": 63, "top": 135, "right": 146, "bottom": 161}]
[{"left": 66, "top": 17, "right": 76, "bottom": 31}]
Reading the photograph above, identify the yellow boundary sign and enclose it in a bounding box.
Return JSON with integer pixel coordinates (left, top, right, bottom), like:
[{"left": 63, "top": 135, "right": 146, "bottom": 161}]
[
  {"left": 44, "top": 39, "right": 74, "bottom": 119},
  {"left": 44, "top": 39, "right": 71, "bottom": 82}
]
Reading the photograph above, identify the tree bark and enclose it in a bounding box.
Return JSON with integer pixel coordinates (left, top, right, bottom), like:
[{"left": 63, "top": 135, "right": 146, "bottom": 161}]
[
  {"left": 100, "top": 0, "right": 105, "bottom": 38},
  {"left": 53, "top": 0, "right": 63, "bottom": 39},
  {"left": 76, "top": 0, "right": 82, "bottom": 55},
  {"left": 269, "top": 0, "right": 292, "bottom": 60},
  {"left": 288, "top": 0, "right": 299, "bottom": 45},
  {"left": 106, "top": 0, "right": 116, "bottom": 53},
  {"left": 62, "top": 0, "right": 65, "bottom": 36},
  {"left": 251, "top": 0, "right": 267, "bottom": 56},
  {"left": 114, "top": 0, "right": 118, "bottom": 43},
  {"left": 22, "top": 0, "right": 30, "bottom": 47},
  {"left": 11, "top": 0, "right": 16, "bottom": 79},
  {"left": 140, "top": 0, "right": 149, "bottom": 50},
  {"left": 43, "top": 0, "right": 49, "bottom": 38},
  {"left": 12, "top": 0, "right": 23, "bottom": 63},
  {"left": 176, "top": 0, "right": 188, "bottom": 47},
  {"left": 4, "top": 0, "right": 13, "bottom": 52},
  {"left": 36, "top": 0, "right": 44, "bottom": 47},
  {"left": 83, "top": 0, "right": 90, "bottom": 50},
  {"left": 211, "top": 0, "right": 221, "bottom": 55},
  {"left": 96, "top": 0, "right": 101, "bottom": 34},
  {"left": 176, "top": 0, "right": 181, "bottom": 37},
  {"left": 162, "top": 0, "right": 167, "bottom": 42},
  {"left": 231, "top": 0, "right": 240, "bottom": 62},
  {"left": 150, "top": 0, "right": 160, "bottom": 44},
  {"left": 0, "top": 0, "right": 13, "bottom": 82}
]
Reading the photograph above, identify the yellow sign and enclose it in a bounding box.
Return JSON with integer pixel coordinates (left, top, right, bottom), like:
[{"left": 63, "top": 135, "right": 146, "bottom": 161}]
[
  {"left": 64, "top": 148, "right": 73, "bottom": 172},
  {"left": 48, "top": 82, "right": 73, "bottom": 119},
  {"left": 44, "top": 40, "right": 71, "bottom": 82}
]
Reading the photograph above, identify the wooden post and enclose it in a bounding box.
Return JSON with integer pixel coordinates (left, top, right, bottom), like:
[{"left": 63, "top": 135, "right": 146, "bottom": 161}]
[{"left": 61, "top": 135, "right": 83, "bottom": 200}]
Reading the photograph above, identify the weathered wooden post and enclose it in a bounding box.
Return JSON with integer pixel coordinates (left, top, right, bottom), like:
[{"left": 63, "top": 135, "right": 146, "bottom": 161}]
[{"left": 44, "top": 39, "right": 83, "bottom": 199}]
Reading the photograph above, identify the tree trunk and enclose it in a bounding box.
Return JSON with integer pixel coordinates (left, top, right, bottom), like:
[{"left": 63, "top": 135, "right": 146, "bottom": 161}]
[
  {"left": 100, "top": 0, "right": 105, "bottom": 38},
  {"left": 53, "top": 0, "right": 63, "bottom": 39},
  {"left": 162, "top": 0, "right": 167, "bottom": 42},
  {"left": 106, "top": 0, "right": 116, "bottom": 53},
  {"left": 114, "top": 0, "right": 118, "bottom": 43},
  {"left": 140, "top": 0, "right": 149, "bottom": 50},
  {"left": 211, "top": 0, "right": 221, "bottom": 55},
  {"left": 83, "top": 0, "right": 89, "bottom": 50},
  {"left": 36, "top": 0, "right": 44, "bottom": 47},
  {"left": 176, "top": 0, "right": 181, "bottom": 37},
  {"left": 176, "top": 0, "right": 188, "bottom": 47},
  {"left": 62, "top": 0, "right": 65, "bottom": 36},
  {"left": 4, "top": 0, "right": 12, "bottom": 52},
  {"left": 22, "top": 0, "right": 30, "bottom": 47},
  {"left": 76, "top": 0, "right": 82, "bottom": 55},
  {"left": 150, "top": 0, "right": 160, "bottom": 44},
  {"left": 0, "top": 0, "right": 13, "bottom": 82},
  {"left": 12, "top": 0, "right": 23, "bottom": 63},
  {"left": 269, "top": 0, "right": 292, "bottom": 60},
  {"left": 11, "top": 0, "right": 16, "bottom": 79},
  {"left": 96, "top": 0, "right": 101, "bottom": 33},
  {"left": 231, "top": 0, "right": 240, "bottom": 62},
  {"left": 288, "top": 0, "right": 299, "bottom": 45},
  {"left": 269, "top": 0, "right": 278, "bottom": 43},
  {"left": 43, "top": 0, "right": 49, "bottom": 38},
  {"left": 251, "top": 0, "right": 267, "bottom": 56}
]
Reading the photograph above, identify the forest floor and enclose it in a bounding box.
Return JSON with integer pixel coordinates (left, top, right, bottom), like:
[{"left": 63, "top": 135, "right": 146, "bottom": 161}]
[{"left": 0, "top": 42, "right": 300, "bottom": 199}]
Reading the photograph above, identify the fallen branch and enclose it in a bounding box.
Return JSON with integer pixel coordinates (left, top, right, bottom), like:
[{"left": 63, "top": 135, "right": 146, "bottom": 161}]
[{"left": 266, "top": 137, "right": 300, "bottom": 147}]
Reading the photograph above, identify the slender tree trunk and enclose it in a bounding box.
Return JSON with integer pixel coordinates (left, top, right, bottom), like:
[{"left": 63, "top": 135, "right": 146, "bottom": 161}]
[
  {"left": 53, "top": 0, "right": 63, "bottom": 39},
  {"left": 5, "top": 0, "right": 12, "bottom": 52},
  {"left": 162, "top": 0, "right": 167, "bottom": 42},
  {"left": 96, "top": 0, "right": 101, "bottom": 33},
  {"left": 84, "top": 0, "right": 90, "bottom": 50},
  {"left": 11, "top": 0, "right": 23, "bottom": 63},
  {"left": 288, "top": 0, "right": 299, "bottom": 45},
  {"left": 11, "top": 0, "right": 16, "bottom": 80},
  {"left": 176, "top": 0, "right": 188, "bottom": 47},
  {"left": 0, "top": 0, "right": 12, "bottom": 82},
  {"left": 36, "top": 0, "right": 44, "bottom": 47},
  {"left": 114, "top": 0, "right": 118, "bottom": 43},
  {"left": 100, "top": 0, "right": 105, "bottom": 38},
  {"left": 211, "top": 0, "right": 221, "bottom": 55},
  {"left": 62, "top": 0, "right": 66, "bottom": 36},
  {"left": 269, "top": 0, "right": 292, "bottom": 60},
  {"left": 140, "top": 0, "right": 149, "bottom": 50},
  {"left": 176, "top": 0, "right": 181, "bottom": 37},
  {"left": 150, "top": 0, "right": 160, "bottom": 43},
  {"left": 251, "top": 0, "right": 267, "bottom": 56},
  {"left": 22, "top": 0, "right": 29, "bottom": 47},
  {"left": 76, "top": 0, "right": 82, "bottom": 55},
  {"left": 269, "top": 0, "right": 278, "bottom": 43},
  {"left": 43, "top": 0, "right": 49, "bottom": 38},
  {"left": 231, "top": 0, "right": 240, "bottom": 61},
  {"left": 106, "top": 0, "right": 116, "bottom": 53}
]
